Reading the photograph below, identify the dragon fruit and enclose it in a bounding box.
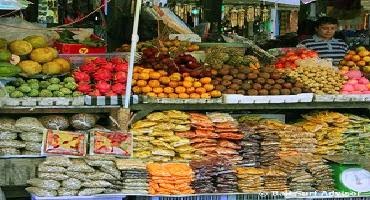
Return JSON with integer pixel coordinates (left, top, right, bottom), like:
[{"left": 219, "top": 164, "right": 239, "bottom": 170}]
[
  {"left": 112, "top": 83, "right": 126, "bottom": 95},
  {"left": 111, "top": 56, "right": 126, "bottom": 64},
  {"left": 113, "top": 71, "right": 127, "bottom": 83},
  {"left": 77, "top": 83, "right": 92, "bottom": 94},
  {"left": 93, "top": 70, "right": 112, "bottom": 81},
  {"left": 105, "top": 90, "right": 118, "bottom": 96},
  {"left": 95, "top": 81, "right": 111, "bottom": 94},
  {"left": 93, "top": 57, "right": 108, "bottom": 65},
  {"left": 100, "top": 62, "right": 115, "bottom": 72},
  {"left": 73, "top": 71, "right": 90, "bottom": 82},
  {"left": 114, "top": 63, "right": 128, "bottom": 72},
  {"left": 80, "top": 63, "right": 96, "bottom": 73},
  {"left": 89, "top": 89, "right": 101, "bottom": 96}
]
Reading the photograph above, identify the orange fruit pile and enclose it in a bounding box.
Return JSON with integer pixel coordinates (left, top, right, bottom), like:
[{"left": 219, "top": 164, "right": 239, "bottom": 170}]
[
  {"left": 339, "top": 46, "right": 370, "bottom": 74},
  {"left": 147, "top": 163, "right": 194, "bottom": 195},
  {"left": 132, "top": 66, "right": 222, "bottom": 99}
]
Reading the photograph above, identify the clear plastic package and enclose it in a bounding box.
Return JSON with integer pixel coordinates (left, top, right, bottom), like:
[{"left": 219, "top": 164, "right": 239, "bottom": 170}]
[
  {"left": 42, "top": 130, "right": 87, "bottom": 156},
  {"left": 0, "top": 118, "right": 16, "bottom": 132},
  {"left": 15, "top": 117, "right": 45, "bottom": 133},
  {"left": 19, "top": 132, "right": 43, "bottom": 142},
  {"left": 81, "top": 180, "right": 112, "bottom": 188},
  {"left": 38, "top": 164, "right": 66, "bottom": 173},
  {"left": 0, "top": 147, "right": 20, "bottom": 156},
  {"left": 67, "top": 159, "right": 95, "bottom": 173},
  {"left": 21, "top": 150, "right": 40, "bottom": 155},
  {"left": 86, "top": 172, "right": 116, "bottom": 180},
  {"left": 70, "top": 114, "right": 98, "bottom": 130},
  {"left": 25, "top": 187, "right": 57, "bottom": 197},
  {"left": 0, "top": 140, "right": 25, "bottom": 148},
  {"left": 84, "top": 159, "right": 114, "bottom": 167},
  {"left": 62, "top": 178, "right": 81, "bottom": 190},
  {"left": 78, "top": 188, "right": 105, "bottom": 196},
  {"left": 27, "top": 178, "right": 61, "bottom": 190},
  {"left": 0, "top": 131, "right": 17, "bottom": 140},
  {"left": 100, "top": 165, "right": 121, "bottom": 179},
  {"left": 57, "top": 188, "right": 78, "bottom": 196},
  {"left": 43, "top": 156, "right": 72, "bottom": 167},
  {"left": 38, "top": 172, "right": 69, "bottom": 181},
  {"left": 65, "top": 171, "right": 91, "bottom": 181},
  {"left": 25, "top": 142, "right": 42, "bottom": 152},
  {"left": 90, "top": 130, "right": 132, "bottom": 157},
  {"left": 39, "top": 115, "right": 70, "bottom": 130}
]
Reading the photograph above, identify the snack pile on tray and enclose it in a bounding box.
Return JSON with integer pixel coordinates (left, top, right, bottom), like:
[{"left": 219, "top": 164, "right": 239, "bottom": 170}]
[{"left": 116, "top": 159, "right": 148, "bottom": 194}]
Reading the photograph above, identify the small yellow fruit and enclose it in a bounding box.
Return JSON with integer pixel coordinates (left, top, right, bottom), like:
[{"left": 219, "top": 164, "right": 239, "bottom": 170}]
[
  {"left": 42, "top": 61, "right": 62, "bottom": 75},
  {"left": 53, "top": 58, "right": 71, "bottom": 73},
  {"left": 18, "top": 60, "right": 42, "bottom": 76}
]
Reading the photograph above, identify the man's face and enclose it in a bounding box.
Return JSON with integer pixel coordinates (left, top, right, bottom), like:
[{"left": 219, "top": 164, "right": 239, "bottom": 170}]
[{"left": 315, "top": 23, "right": 338, "bottom": 40}]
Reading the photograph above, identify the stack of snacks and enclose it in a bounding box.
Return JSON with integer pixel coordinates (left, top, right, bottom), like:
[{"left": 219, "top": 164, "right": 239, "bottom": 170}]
[
  {"left": 342, "top": 114, "right": 370, "bottom": 156},
  {"left": 263, "top": 169, "right": 288, "bottom": 192},
  {"left": 147, "top": 163, "right": 194, "bottom": 195},
  {"left": 259, "top": 121, "right": 282, "bottom": 166},
  {"left": 116, "top": 159, "right": 148, "bottom": 194},
  {"left": 302, "top": 112, "right": 348, "bottom": 156},
  {"left": 279, "top": 124, "right": 317, "bottom": 157},
  {"left": 213, "top": 158, "right": 238, "bottom": 193},
  {"left": 235, "top": 168, "right": 264, "bottom": 192},
  {"left": 208, "top": 113, "right": 243, "bottom": 164},
  {"left": 307, "top": 156, "right": 335, "bottom": 191},
  {"left": 238, "top": 118, "right": 262, "bottom": 167},
  {"left": 131, "top": 110, "right": 196, "bottom": 162},
  {"left": 190, "top": 159, "right": 216, "bottom": 193}
]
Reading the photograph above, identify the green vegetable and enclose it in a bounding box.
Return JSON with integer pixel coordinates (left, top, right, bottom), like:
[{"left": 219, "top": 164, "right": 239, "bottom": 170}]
[
  {"left": 72, "top": 91, "right": 83, "bottom": 97},
  {"left": 64, "top": 77, "right": 75, "bottom": 83},
  {"left": 29, "top": 82, "right": 39, "bottom": 90},
  {"left": 39, "top": 89, "right": 53, "bottom": 97},
  {"left": 60, "top": 87, "right": 72, "bottom": 95},
  {"left": 27, "top": 79, "right": 39, "bottom": 85},
  {"left": 0, "top": 88, "right": 6, "bottom": 97},
  {"left": 39, "top": 81, "right": 50, "bottom": 89},
  {"left": 48, "top": 77, "right": 60, "bottom": 84},
  {"left": 5, "top": 86, "right": 16, "bottom": 93},
  {"left": 65, "top": 82, "right": 77, "bottom": 90},
  {"left": 47, "top": 84, "right": 60, "bottom": 91},
  {"left": 28, "top": 89, "right": 39, "bottom": 97},
  {"left": 0, "top": 62, "right": 21, "bottom": 77},
  {"left": 11, "top": 78, "right": 25, "bottom": 87},
  {"left": 53, "top": 91, "right": 64, "bottom": 97},
  {"left": 19, "top": 84, "right": 31, "bottom": 93},
  {"left": 10, "top": 90, "right": 24, "bottom": 98}
]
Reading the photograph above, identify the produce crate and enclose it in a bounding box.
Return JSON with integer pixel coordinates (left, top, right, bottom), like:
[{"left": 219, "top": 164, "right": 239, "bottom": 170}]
[
  {"left": 32, "top": 194, "right": 126, "bottom": 200},
  {"left": 4, "top": 97, "right": 84, "bottom": 106},
  {"left": 314, "top": 94, "right": 370, "bottom": 102},
  {"left": 223, "top": 93, "right": 314, "bottom": 104},
  {"left": 84, "top": 95, "right": 139, "bottom": 106},
  {"left": 54, "top": 42, "right": 107, "bottom": 54},
  {"left": 141, "top": 96, "right": 223, "bottom": 104}
]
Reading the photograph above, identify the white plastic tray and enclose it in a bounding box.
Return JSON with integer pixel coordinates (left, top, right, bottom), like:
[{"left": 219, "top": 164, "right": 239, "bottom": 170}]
[
  {"left": 4, "top": 97, "right": 85, "bottom": 106},
  {"left": 314, "top": 94, "right": 370, "bottom": 102},
  {"left": 223, "top": 93, "right": 314, "bottom": 104}
]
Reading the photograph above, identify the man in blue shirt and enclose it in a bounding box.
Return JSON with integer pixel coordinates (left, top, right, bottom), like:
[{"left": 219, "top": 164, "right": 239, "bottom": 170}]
[{"left": 299, "top": 17, "right": 348, "bottom": 66}]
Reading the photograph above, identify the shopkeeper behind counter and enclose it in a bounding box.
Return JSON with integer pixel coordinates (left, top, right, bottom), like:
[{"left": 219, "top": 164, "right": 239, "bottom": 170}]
[{"left": 299, "top": 17, "right": 349, "bottom": 66}]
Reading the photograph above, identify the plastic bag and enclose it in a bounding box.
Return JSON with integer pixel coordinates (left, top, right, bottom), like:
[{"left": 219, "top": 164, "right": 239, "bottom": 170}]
[
  {"left": 65, "top": 171, "right": 90, "bottom": 181},
  {"left": 58, "top": 188, "right": 78, "bottom": 196},
  {"left": 85, "top": 155, "right": 116, "bottom": 161},
  {"left": 38, "top": 173, "right": 69, "bottom": 181},
  {"left": 81, "top": 180, "right": 112, "bottom": 188},
  {"left": 86, "top": 172, "right": 116, "bottom": 180},
  {"left": 0, "top": 140, "right": 25, "bottom": 148},
  {"left": 0, "top": 131, "right": 17, "bottom": 140},
  {"left": 25, "top": 142, "right": 42, "bottom": 152},
  {"left": 25, "top": 187, "right": 57, "bottom": 197},
  {"left": 38, "top": 164, "right": 66, "bottom": 173},
  {"left": 43, "top": 156, "right": 72, "bottom": 167},
  {"left": 152, "top": 149, "right": 175, "bottom": 157},
  {"left": 0, "top": 148, "right": 20, "bottom": 155},
  {"left": 0, "top": 118, "right": 16, "bottom": 132},
  {"left": 78, "top": 188, "right": 105, "bottom": 196},
  {"left": 100, "top": 165, "right": 121, "bottom": 179},
  {"left": 67, "top": 160, "right": 95, "bottom": 173},
  {"left": 85, "top": 159, "right": 114, "bottom": 167},
  {"left": 15, "top": 117, "right": 45, "bottom": 133},
  {"left": 70, "top": 114, "right": 98, "bottom": 130},
  {"left": 19, "top": 132, "right": 43, "bottom": 142},
  {"left": 21, "top": 150, "right": 40, "bottom": 155},
  {"left": 27, "top": 178, "right": 61, "bottom": 190},
  {"left": 62, "top": 178, "right": 81, "bottom": 190},
  {"left": 39, "top": 115, "right": 69, "bottom": 130}
]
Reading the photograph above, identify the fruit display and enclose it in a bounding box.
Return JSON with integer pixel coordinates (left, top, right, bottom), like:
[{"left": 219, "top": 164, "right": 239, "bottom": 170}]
[
  {"left": 73, "top": 57, "right": 128, "bottom": 96},
  {"left": 340, "top": 70, "right": 370, "bottom": 94},
  {"left": 5, "top": 76, "right": 80, "bottom": 98},
  {"left": 132, "top": 66, "right": 221, "bottom": 99},
  {"left": 288, "top": 61, "right": 346, "bottom": 95},
  {"left": 274, "top": 48, "right": 318, "bottom": 69},
  {"left": 90, "top": 130, "right": 132, "bottom": 157},
  {"left": 43, "top": 130, "right": 87, "bottom": 156},
  {"left": 212, "top": 65, "right": 308, "bottom": 95},
  {"left": 339, "top": 46, "right": 370, "bottom": 75}
]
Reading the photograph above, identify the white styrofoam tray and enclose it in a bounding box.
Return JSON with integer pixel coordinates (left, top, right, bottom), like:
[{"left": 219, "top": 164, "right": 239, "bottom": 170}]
[
  {"left": 314, "top": 94, "right": 370, "bottom": 102},
  {"left": 223, "top": 93, "right": 314, "bottom": 104},
  {"left": 5, "top": 97, "right": 85, "bottom": 106}
]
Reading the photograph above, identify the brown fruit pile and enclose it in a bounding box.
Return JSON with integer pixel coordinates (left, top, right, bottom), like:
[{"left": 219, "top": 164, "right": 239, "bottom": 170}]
[{"left": 212, "top": 65, "right": 309, "bottom": 95}]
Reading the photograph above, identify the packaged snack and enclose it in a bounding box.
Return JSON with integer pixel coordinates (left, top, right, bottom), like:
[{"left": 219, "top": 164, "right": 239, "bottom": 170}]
[
  {"left": 134, "top": 136, "right": 155, "bottom": 142},
  {"left": 42, "top": 130, "right": 87, "bottom": 156},
  {"left": 62, "top": 178, "right": 81, "bottom": 190},
  {"left": 38, "top": 164, "right": 66, "bottom": 173},
  {"left": 133, "top": 151, "right": 151, "bottom": 159},
  {"left": 38, "top": 172, "right": 69, "bottom": 181},
  {"left": 0, "top": 148, "right": 20, "bottom": 156},
  {"left": 19, "top": 132, "right": 43, "bottom": 142},
  {"left": 15, "top": 117, "right": 45, "bottom": 133},
  {"left": 25, "top": 142, "right": 42, "bottom": 152},
  {"left": 85, "top": 155, "right": 116, "bottom": 161},
  {"left": 39, "top": 115, "right": 69, "bottom": 130},
  {"left": 27, "top": 178, "right": 61, "bottom": 190},
  {"left": 81, "top": 180, "right": 112, "bottom": 188},
  {"left": 150, "top": 140, "right": 174, "bottom": 150},
  {"left": 0, "top": 140, "right": 25, "bottom": 148},
  {"left": 67, "top": 159, "right": 95, "bottom": 173},
  {"left": 86, "top": 172, "right": 116, "bottom": 180},
  {"left": 0, "top": 118, "right": 16, "bottom": 132},
  {"left": 0, "top": 131, "right": 17, "bottom": 140},
  {"left": 65, "top": 171, "right": 91, "bottom": 181},
  {"left": 152, "top": 149, "right": 175, "bottom": 157},
  {"left": 78, "top": 188, "right": 105, "bottom": 196},
  {"left": 132, "top": 120, "right": 157, "bottom": 129},
  {"left": 57, "top": 188, "right": 78, "bottom": 196},
  {"left": 43, "top": 156, "right": 72, "bottom": 167},
  {"left": 148, "top": 130, "right": 174, "bottom": 137},
  {"left": 100, "top": 165, "right": 121, "bottom": 179},
  {"left": 90, "top": 130, "right": 132, "bottom": 157},
  {"left": 25, "top": 187, "right": 57, "bottom": 197},
  {"left": 85, "top": 159, "right": 114, "bottom": 167},
  {"left": 70, "top": 114, "right": 98, "bottom": 130}
]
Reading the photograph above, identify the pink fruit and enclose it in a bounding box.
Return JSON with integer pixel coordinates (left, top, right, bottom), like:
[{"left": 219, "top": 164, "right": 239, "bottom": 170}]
[
  {"left": 358, "top": 77, "right": 370, "bottom": 84},
  {"left": 341, "top": 91, "right": 350, "bottom": 94},
  {"left": 93, "top": 70, "right": 113, "bottom": 81},
  {"left": 114, "top": 63, "right": 128, "bottom": 72},
  {"left": 73, "top": 71, "right": 90, "bottom": 82},
  {"left": 346, "top": 70, "right": 363, "bottom": 79},
  {"left": 77, "top": 83, "right": 92, "bottom": 94},
  {"left": 354, "top": 84, "right": 367, "bottom": 91},
  {"left": 111, "top": 56, "right": 126, "bottom": 64},
  {"left": 105, "top": 90, "right": 118, "bottom": 96},
  {"left": 80, "top": 63, "right": 96, "bottom": 73},
  {"left": 95, "top": 81, "right": 111, "bottom": 94},
  {"left": 112, "top": 83, "right": 126, "bottom": 95},
  {"left": 89, "top": 89, "right": 101, "bottom": 96},
  {"left": 347, "top": 79, "right": 359, "bottom": 85},
  {"left": 342, "top": 84, "right": 354, "bottom": 92},
  {"left": 113, "top": 71, "right": 127, "bottom": 83},
  {"left": 100, "top": 62, "right": 115, "bottom": 72}
]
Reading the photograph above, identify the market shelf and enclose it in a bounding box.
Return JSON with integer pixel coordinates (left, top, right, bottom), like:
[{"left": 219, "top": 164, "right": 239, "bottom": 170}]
[{"left": 0, "top": 106, "right": 121, "bottom": 114}]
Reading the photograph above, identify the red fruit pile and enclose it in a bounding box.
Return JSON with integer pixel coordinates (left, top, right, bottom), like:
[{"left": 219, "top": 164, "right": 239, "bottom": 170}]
[
  {"left": 274, "top": 49, "right": 318, "bottom": 69},
  {"left": 74, "top": 57, "right": 128, "bottom": 96}
]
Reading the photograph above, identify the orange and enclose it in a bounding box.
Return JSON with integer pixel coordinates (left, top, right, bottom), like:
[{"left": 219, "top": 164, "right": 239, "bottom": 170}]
[
  {"left": 346, "top": 61, "right": 355, "bottom": 67},
  {"left": 139, "top": 73, "right": 150, "bottom": 80},
  {"left": 357, "top": 46, "right": 367, "bottom": 52},
  {"left": 210, "top": 90, "right": 222, "bottom": 97},
  {"left": 142, "top": 68, "right": 154, "bottom": 73},
  {"left": 186, "top": 87, "right": 195, "bottom": 94},
  {"left": 182, "top": 81, "right": 193, "bottom": 88},
  {"left": 195, "top": 87, "right": 206, "bottom": 94},
  {"left": 190, "top": 93, "right": 201, "bottom": 99},
  {"left": 133, "top": 72, "right": 140, "bottom": 80},
  {"left": 170, "top": 74, "right": 181, "bottom": 81},
  {"left": 193, "top": 81, "right": 202, "bottom": 88},
  {"left": 141, "top": 86, "right": 152, "bottom": 93},
  {"left": 149, "top": 71, "right": 162, "bottom": 79},
  {"left": 357, "top": 60, "right": 366, "bottom": 67},
  {"left": 341, "top": 66, "right": 350, "bottom": 71},
  {"left": 175, "top": 86, "right": 186, "bottom": 94},
  {"left": 200, "top": 93, "right": 211, "bottom": 99},
  {"left": 178, "top": 93, "right": 189, "bottom": 99},
  {"left": 203, "top": 84, "right": 214, "bottom": 92},
  {"left": 168, "top": 93, "right": 179, "bottom": 98},
  {"left": 132, "top": 79, "right": 137, "bottom": 86},
  {"left": 348, "top": 50, "right": 356, "bottom": 55},
  {"left": 136, "top": 80, "right": 147, "bottom": 87},
  {"left": 200, "top": 77, "right": 212, "bottom": 84},
  {"left": 158, "top": 70, "right": 168, "bottom": 76},
  {"left": 168, "top": 81, "right": 179, "bottom": 88},
  {"left": 352, "top": 55, "right": 361, "bottom": 62},
  {"left": 134, "top": 66, "right": 144, "bottom": 73},
  {"left": 148, "top": 80, "right": 160, "bottom": 88},
  {"left": 132, "top": 86, "right": 142, "bottom": 94},
  {"left": 344, "top": 55, "right": 352, "bottom": 61},
  {"left": 359, "top": 50, "right": 370, "bottom": 57},
  {"left": 159, "top": 76, "right": 171, "bottom": 85},
  {"left": 157, "top": 93, "right": 168, "bottom": 98},
  {"left": 184, "top": 76, "right": 194, "bottom": 82},
  {"left": 153, "top": 87, "right": 164, "bottom": 94},
  {"left": 163, "top": 87, "right": 174, "bottom": 94},
  {"left": 363, "top": 56, "right": 370, "bottom": 62},
  {"left": 147, "top": 92, "right": 157, "bottom": 97}
]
